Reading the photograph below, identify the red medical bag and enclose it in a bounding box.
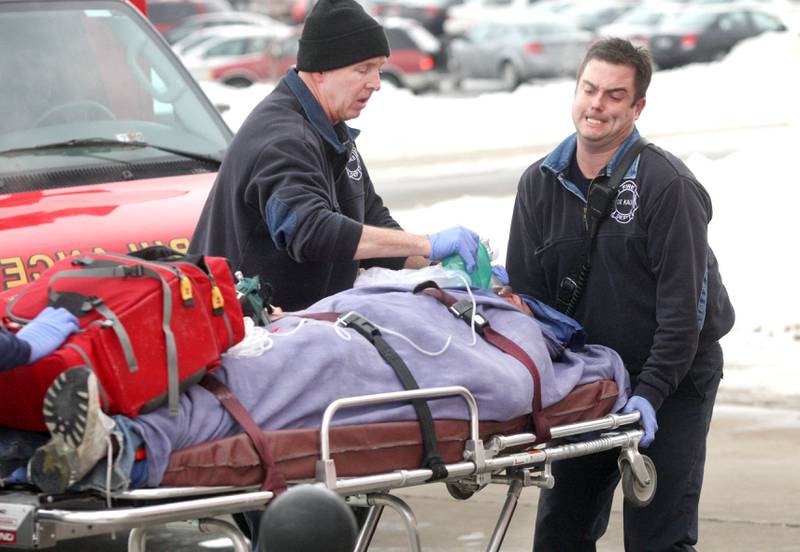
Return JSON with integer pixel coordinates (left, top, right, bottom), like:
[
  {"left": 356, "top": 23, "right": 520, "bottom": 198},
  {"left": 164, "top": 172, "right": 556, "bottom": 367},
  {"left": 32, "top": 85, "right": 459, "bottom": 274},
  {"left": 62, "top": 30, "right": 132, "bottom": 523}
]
[{"left": 0, "top": 250, "right": 244, "bottom": 431}]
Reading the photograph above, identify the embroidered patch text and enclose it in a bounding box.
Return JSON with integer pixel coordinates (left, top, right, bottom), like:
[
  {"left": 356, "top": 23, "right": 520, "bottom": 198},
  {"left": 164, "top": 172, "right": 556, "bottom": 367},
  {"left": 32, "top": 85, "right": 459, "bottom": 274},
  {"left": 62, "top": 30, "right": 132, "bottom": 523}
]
[{"left": 611, "top": 180, "right": 639, "bottom": 224}]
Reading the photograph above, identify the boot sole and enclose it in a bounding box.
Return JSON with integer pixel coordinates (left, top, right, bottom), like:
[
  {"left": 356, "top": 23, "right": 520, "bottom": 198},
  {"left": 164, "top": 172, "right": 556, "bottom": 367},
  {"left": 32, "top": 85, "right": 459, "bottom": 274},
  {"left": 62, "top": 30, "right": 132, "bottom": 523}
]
[{"left": 42, "top": 367, "right": 95, "bottom": 449}]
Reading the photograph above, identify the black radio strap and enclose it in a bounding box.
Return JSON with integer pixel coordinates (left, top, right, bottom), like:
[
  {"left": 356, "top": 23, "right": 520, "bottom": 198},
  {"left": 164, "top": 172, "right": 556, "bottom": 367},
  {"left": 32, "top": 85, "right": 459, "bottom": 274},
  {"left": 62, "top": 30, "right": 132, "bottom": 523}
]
[{"left": 557, "top": 137, "right": 650, "bottom": 316}]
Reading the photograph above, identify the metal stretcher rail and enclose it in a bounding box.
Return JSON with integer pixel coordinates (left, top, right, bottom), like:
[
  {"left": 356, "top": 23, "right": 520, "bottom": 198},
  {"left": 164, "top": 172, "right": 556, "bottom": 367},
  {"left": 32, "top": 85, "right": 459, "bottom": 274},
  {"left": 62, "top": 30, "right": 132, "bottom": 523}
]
[{"left": 0, "top": 386, "right": 655, "bottom": 551}]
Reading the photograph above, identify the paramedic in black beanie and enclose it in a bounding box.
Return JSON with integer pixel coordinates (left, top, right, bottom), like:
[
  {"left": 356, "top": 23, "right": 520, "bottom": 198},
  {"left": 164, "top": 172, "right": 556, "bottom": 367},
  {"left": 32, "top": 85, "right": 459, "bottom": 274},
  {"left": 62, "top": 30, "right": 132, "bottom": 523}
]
[{"left": 189, "top": 0, "right": 481, "bottom": 312}]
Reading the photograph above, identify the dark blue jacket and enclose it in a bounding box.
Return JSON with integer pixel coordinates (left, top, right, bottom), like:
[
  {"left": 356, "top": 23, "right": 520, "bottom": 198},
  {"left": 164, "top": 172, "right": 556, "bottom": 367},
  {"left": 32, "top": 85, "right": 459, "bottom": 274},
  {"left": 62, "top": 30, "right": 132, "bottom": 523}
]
[
  {"left": 507, "top": 129, "right": 734, "bottom": 410},
  {"left": 1, "top": 330, "right": 30, "bottom": 372},
  {"left": 190, "top": 70, "right": 404, "bottom": 311}
]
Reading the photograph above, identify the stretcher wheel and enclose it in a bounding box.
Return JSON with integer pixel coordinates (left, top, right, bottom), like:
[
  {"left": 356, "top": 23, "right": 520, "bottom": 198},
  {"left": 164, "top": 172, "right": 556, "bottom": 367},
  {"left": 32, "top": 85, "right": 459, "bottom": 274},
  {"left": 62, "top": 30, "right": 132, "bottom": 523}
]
[
  {"left": 621, "top": 455, "right": 657, "bottom": 508},
  {"left": 446, "top": 481, "right": 475, "bottom": 500},
  {"left": 258, "top": 485, "right": 357, "bottom": 552}
]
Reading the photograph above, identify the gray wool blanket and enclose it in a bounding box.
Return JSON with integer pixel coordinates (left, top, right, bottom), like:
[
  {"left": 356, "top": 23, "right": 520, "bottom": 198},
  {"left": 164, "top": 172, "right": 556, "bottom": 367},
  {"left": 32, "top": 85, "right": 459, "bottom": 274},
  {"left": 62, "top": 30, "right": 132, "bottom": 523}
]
[{"left": 133, "top": 285, "right": 629, "bottom": 486}]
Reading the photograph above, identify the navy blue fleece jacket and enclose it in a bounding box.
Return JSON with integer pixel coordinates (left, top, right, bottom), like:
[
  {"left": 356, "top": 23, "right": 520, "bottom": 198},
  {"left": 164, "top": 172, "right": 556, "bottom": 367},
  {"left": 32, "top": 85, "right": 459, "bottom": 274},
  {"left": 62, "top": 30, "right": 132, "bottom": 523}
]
[
  {"left": 507, "top": 130, "right": 734, "bottom": 410},
  {"left": 190, "top": 70, "right": 404, "bottom": 311},
  {"left": 1, "top": 330, "right": 30, "bottom": 372}
]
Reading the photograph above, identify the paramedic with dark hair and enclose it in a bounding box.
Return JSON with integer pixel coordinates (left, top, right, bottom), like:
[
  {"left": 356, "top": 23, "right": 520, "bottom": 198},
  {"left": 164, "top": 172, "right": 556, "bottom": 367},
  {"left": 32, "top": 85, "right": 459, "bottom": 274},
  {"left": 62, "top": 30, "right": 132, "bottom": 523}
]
[
  {"left": 189, "top": 0, "right": 480, "bottom": 312},
  {"left": 0, "top": 307, "right": 78, "bottom": 372},
  {"left": 505, "top": 37, "right": 735, "bottom": 551}
]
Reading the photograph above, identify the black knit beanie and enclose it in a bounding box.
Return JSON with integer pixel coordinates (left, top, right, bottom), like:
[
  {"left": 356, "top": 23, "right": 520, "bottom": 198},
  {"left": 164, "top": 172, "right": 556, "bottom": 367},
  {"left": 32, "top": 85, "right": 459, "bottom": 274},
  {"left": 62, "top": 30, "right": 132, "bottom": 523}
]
[{"left": 297, "top": 0, "right": 390, "bottom": 72}]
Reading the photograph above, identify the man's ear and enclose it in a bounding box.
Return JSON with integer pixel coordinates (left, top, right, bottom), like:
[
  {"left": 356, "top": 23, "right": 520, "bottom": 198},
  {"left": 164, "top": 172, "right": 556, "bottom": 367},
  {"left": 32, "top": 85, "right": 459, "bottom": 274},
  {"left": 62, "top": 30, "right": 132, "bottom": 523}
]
[
  {"left": 634, "top": 97, "right": 646, "bottom": 120},
  {"left": 311, "top": 71, "right": 326, "bottom": 86}
]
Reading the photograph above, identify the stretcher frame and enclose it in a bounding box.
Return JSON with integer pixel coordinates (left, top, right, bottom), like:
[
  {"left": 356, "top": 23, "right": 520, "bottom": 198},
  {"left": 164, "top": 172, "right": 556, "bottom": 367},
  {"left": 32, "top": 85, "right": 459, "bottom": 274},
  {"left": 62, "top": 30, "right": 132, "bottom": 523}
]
[{"left": 0, "top": 385, "right": 655, "bottom": 551}]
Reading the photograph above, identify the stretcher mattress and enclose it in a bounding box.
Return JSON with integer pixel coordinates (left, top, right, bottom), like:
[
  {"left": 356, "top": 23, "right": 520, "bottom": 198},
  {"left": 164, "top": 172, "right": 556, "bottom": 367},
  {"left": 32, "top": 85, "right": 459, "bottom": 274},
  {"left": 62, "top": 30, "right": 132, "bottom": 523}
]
[{"left": 161, "top": 380, "right": 619, "bottom": 487}]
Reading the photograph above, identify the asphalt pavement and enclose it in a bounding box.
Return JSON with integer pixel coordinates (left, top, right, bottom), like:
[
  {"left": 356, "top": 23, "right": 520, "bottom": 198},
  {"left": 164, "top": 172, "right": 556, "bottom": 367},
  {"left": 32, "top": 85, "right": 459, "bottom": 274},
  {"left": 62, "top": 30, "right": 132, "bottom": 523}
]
[
  {"left": 368, "top": 124, "right": 788, "bottom": 209},
  {"left": 361, "top": 403, "right": 800, "bottom": 552}
]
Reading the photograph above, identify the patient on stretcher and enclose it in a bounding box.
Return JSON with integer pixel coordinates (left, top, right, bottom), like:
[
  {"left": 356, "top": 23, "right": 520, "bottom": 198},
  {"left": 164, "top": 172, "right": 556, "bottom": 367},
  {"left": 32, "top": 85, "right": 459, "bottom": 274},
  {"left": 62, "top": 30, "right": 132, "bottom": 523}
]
[{"left": 3, "top": 280, "right": 630, "bottom": 495}]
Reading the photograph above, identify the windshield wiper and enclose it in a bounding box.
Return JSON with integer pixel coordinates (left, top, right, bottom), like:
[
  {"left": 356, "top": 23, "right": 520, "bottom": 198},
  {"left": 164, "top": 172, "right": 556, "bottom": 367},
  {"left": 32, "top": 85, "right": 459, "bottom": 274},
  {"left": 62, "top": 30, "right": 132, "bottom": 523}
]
[{"left": 0, "top": 137, "right": 222, "bottom": 165}]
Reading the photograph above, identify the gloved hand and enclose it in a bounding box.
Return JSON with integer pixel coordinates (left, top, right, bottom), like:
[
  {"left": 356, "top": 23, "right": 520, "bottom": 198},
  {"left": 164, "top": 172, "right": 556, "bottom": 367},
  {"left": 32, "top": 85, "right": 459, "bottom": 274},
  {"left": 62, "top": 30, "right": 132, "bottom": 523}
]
[
  {"left": 16, "top": 307, "right": 80, "bottom": 363},
  {"left": 428, "top": 226, "right": 479, "bottom": 272},
  {"left": 622, "top": 395, "right": 658, "bottom": 448},
  {"left": 491, "top": 264, "right": 509, "bottom": 285}
]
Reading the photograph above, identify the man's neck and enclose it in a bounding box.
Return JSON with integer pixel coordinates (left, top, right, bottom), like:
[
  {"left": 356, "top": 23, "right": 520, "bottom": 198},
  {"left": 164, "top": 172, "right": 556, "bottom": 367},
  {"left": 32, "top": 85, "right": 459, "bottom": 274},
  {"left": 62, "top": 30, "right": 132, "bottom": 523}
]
[
  {"left": 575, "top": 148, "right": 614, "bottom": 179},
  {"left": 575, "top": 135, "right": 631, "bottom": 178}
]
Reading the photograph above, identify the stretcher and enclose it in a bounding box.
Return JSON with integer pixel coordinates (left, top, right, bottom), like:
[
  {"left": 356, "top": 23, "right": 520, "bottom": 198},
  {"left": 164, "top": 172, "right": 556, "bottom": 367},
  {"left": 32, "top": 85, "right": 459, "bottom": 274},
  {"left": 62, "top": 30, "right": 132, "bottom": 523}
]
[{"left": 0, "top": 379, "right": 656, "bottom": 551}]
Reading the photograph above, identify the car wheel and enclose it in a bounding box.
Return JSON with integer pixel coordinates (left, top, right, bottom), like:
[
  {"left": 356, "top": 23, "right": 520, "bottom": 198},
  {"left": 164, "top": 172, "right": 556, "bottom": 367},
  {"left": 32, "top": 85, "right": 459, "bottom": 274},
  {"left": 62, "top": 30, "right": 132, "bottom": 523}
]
[
  {"left": 223, "top": 77, "right": 254, "bottom": 88},
  {"left": 711, "top": 49, "right": 728, "bottom": 63},
  {"left": 500, "top": 61, "right": 520, "bottom": 92},
  {"left": 446, "top": 46, "right": 463, "bottom": 90},
  {"left": 448, "top": 73, "right": 463, "bottom": 90}
]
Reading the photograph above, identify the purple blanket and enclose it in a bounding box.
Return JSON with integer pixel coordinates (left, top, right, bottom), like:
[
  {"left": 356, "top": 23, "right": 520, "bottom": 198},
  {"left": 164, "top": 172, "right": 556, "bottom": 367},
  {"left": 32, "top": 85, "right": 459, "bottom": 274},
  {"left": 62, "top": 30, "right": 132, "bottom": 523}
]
[{"left": 133, "top": 285, "right": 629, "bottom": 486}]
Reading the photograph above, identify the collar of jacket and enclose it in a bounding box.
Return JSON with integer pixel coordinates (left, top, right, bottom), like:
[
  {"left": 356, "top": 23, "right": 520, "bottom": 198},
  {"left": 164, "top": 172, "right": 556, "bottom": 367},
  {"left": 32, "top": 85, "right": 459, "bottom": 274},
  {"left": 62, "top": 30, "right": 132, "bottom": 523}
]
[
  {"left": 541, "top": 128, "right": 643, "bottom": 201},
  {"left": 284, "top": 68, "right": 361, "bottom": 155}
]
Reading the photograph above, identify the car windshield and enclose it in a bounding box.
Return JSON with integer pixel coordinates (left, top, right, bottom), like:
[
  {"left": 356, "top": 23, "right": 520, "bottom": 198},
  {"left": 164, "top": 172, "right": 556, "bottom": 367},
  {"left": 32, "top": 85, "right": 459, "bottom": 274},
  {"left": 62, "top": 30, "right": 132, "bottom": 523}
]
[
  {"left": 615, "top": 6, "right": 663, "bottom": 26},
  {"left": 404, "top": 24, "right": 440, "bottom": 53},
  {"left": 0, "top": 1, "right": 231, "bottom": 178},
  {"left": 660, "top": 10, "right": 716, "bottom": 31}
]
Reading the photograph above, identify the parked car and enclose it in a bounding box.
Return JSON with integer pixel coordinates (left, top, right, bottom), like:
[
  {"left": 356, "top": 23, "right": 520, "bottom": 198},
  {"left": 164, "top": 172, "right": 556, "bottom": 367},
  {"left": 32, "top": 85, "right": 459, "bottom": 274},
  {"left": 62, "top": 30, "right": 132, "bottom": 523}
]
[
  {"left": 556, "top": 0, "right": 637, "bottom": 32},
  {"left": 231, "top": 17, "right": 442, "bottom": 92},
  {"left": 177, "top": 24, "right": 293, "bottom": 86},
  {"left": 164, "top": 10, "right": 286, "bottom": 44},
  {"left": 0, "top": 0, "right": 233, "bottom": 290},
  {"left": 691, "top": 0, "right": 795, "bottom": 16},
  {"left": 648, "top": 5, "right": 787, "bottom": 68},
  {"left": 380, "top": 16, "right": 443, "bottom": 91},
  {"left": 289, "top": 0, "right": 377, "bottom": 23},
  {"left": 147, "top": 0, "right": 234, "bottom": 34},
  {"left": 448, "top": 15, "right": 593, "bottom": 90},
  {"left": 207, "top": 29, "right": 298, "bottom": 86},
  {"left": 240, "top": 27, "right": 302, "bottom": 82},
  {"left": 443, "top": 0, "right": 540, "bottom": 38},
  {"left": 596, "top": 2, "right": 684, "bottom": 48},
  {"left": 371, "top": 0, "right": 463, "bottom": 37}
]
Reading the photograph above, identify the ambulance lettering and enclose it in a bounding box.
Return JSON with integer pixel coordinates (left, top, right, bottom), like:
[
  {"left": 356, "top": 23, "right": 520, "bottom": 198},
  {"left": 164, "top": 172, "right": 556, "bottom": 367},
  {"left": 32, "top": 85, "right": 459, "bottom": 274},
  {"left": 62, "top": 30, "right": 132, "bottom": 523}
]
[{"left": 0, "top": 237, "right": 190, "bottom": 290}]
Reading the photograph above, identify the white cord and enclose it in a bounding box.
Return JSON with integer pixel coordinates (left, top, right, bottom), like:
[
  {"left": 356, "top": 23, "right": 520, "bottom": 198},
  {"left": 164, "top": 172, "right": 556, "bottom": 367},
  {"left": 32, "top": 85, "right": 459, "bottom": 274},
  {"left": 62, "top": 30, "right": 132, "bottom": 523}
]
[
  {"left": 223, "top": 317, "right": 275, "bottom": 358},
  {"left": 227, "top": 282, "right": 482, "bottom": 359},
  {"left": 334, "top": 310, "right": 452, "bottom": 356},
  {"left": 104, "top": 435, "right": 113, "bottom": 509},
  {"left": 268, "top": 309, "right": 454, "bottom": 356},
  {"left": 453, "top": 272, "right": 479, "bottom": 347},
  {"left": 272, "top": 317, "right": 353, "bottom": 342}
]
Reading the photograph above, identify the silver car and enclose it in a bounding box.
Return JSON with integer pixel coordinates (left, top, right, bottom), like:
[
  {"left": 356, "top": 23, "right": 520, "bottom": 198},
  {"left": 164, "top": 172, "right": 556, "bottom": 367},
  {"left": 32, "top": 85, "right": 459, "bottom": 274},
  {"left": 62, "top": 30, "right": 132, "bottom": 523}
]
[{"left": 448, "top": 16, "right": 594, "bottom": 91}]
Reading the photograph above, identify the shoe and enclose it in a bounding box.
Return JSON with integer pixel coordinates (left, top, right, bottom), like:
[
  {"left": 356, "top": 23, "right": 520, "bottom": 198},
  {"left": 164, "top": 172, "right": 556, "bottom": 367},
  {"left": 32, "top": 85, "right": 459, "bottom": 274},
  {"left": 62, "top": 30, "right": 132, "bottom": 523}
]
[{"left": 29, "top": 367, "right": 115, "bottom": 494}]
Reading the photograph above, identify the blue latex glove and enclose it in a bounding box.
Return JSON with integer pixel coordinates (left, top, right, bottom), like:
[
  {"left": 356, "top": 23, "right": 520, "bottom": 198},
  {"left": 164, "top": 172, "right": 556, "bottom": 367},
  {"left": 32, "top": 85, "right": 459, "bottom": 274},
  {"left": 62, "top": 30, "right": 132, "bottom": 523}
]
[
  {"left": 428, "top": 226, "right": 479, "bottom": 272},
  {"left": 622, "top": 395, "right": 658, "bottom": 448},
  {"left": 16, "top": 307, "right": 80, "bottom": 363},
  {"left": 491, "top": 264, "right": 509, "bottom": 285}
]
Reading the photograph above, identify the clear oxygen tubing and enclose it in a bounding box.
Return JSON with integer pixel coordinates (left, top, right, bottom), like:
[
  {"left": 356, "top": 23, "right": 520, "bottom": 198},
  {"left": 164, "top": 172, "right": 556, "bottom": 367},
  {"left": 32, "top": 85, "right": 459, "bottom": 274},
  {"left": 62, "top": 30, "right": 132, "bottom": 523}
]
[{"left": 222, "top": 273, "right": 482, "bottom": 359}]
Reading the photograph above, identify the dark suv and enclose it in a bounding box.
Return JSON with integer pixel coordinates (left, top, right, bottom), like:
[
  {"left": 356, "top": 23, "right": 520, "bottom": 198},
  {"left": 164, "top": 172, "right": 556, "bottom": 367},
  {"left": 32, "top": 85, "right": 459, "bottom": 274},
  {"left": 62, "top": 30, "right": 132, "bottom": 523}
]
[{"left": 649, "top": 5, "right": 787, "bottom": 68}]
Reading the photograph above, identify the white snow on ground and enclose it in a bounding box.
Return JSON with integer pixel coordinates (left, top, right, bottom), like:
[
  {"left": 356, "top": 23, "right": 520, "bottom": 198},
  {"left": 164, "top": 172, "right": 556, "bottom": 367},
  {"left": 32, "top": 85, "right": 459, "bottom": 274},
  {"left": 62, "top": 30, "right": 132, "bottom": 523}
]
[{"left": 201, "top": 32, "right": 800, "bottom": 405}]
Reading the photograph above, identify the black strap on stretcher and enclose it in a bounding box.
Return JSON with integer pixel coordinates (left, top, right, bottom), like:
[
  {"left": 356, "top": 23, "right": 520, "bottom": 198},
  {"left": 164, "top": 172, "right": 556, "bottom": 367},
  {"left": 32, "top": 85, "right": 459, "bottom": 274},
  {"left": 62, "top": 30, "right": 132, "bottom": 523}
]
[
  {"left": 199, "top": 374, "right": 288, "bottom": 494},
  {"left": 413, "top": 281, "right": 552, "bottom": 444},
  {"left": 302, "top": 311, "right": 448, "bottom": 481}
]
